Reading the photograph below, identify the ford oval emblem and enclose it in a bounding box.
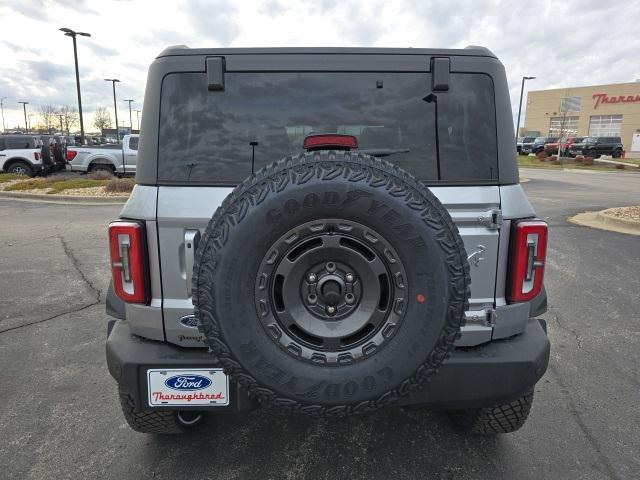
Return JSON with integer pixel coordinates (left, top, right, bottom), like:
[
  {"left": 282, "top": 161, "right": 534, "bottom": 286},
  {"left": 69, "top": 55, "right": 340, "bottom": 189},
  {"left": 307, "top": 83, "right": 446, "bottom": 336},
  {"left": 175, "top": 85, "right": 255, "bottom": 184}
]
[
  {"left": 180, "top": 315, "right": 199, "bottom": 328},
  {"left": 164, "top": 374, "right": 212, "bottom": 391}
]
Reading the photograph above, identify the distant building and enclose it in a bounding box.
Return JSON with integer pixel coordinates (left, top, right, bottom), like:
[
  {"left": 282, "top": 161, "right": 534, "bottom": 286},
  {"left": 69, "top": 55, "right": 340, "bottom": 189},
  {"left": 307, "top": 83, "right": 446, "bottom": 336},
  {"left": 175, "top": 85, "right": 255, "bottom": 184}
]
[{"left": 523, "top": 81, "right": 640, "bottom": 157}]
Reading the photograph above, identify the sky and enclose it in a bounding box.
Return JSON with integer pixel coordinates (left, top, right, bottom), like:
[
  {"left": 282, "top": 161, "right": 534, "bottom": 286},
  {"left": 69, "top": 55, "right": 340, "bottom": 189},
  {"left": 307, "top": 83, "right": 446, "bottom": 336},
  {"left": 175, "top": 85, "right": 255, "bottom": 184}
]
[{"left": 1, "top": 0, "right": 639, "bottom": 133}]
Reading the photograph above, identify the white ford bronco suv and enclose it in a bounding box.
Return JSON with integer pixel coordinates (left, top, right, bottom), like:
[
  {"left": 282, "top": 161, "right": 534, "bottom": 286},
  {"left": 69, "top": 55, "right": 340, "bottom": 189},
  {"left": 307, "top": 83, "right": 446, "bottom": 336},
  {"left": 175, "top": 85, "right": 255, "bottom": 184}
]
[{"left": 106, "top": 46, "right": 550, "bottom": 435}]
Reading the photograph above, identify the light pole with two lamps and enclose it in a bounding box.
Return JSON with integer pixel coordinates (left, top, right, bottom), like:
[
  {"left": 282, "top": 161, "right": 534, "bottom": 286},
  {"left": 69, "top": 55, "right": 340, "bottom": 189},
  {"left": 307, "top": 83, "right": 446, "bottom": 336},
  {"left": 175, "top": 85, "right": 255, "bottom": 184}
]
[
  {"left": 60, "top": 28, "right": 90, "bottom": 143},
  {"left": 516, "top": 76, "right": 536, "bottom": 142}
]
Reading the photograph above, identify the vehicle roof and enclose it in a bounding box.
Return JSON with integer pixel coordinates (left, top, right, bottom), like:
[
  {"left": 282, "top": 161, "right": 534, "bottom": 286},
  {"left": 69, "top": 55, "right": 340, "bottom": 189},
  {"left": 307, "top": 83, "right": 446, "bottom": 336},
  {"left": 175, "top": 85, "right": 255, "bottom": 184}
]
[
  {"left": 157, "top": 45, "right": 497, "bottom": 59},
  {"left": 0, "top": 134, "right": 39, "bottom": 140}
]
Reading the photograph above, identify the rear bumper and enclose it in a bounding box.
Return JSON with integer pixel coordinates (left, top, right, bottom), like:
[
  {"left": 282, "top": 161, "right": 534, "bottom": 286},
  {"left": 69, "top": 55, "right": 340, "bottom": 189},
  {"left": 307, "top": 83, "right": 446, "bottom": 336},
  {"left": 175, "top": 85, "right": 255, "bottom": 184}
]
[{"left": 106, "top": 318, "right": 549, "bottom": 412}]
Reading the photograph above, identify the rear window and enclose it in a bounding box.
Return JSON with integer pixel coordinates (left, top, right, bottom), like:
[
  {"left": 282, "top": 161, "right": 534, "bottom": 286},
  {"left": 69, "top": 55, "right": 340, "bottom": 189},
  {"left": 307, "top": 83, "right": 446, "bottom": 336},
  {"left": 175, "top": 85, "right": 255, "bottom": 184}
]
[
  {"left": 129, "top": 137, "right": 139, "bottom": 150},
  {"left": 158, "top": 71, "right": 497, "bottom": 184},
  {"left": 2, "top": 137, "right": 37, "bottom": 149}
]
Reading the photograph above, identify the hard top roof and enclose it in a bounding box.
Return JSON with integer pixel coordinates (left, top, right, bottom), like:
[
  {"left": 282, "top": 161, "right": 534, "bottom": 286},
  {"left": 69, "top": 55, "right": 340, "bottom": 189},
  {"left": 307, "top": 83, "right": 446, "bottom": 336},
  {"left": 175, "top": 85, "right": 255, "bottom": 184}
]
[{"left": 157, "top": 45, "right": 496, "bottom": 59}]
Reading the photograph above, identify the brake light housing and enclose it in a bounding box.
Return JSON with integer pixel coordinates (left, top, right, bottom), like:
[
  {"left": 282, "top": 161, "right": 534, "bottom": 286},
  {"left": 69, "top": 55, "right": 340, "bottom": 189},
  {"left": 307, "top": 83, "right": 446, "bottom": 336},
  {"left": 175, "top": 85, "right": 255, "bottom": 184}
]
[
  {"left": 303, "top": 134, "right": 358, "bottom": 151},
  {"left": 507, "top": 219, "right": 548, "bottom": 303},
  {"left": 66, "top": 150, "right": 78, "bottom": 162},
  {"left": 34, "top": 152, "right": 40, "bottom": 161},
  {"left": 108, "top": 221, "right": 150, "bottom": 304}
]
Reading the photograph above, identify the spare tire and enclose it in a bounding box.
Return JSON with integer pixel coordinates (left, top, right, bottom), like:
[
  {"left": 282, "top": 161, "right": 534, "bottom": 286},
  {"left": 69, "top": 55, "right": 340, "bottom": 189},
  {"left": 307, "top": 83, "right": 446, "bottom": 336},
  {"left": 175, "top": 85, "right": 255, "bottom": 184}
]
[{"left": 193, "top": 151, "right": 470, "bottom": 416}]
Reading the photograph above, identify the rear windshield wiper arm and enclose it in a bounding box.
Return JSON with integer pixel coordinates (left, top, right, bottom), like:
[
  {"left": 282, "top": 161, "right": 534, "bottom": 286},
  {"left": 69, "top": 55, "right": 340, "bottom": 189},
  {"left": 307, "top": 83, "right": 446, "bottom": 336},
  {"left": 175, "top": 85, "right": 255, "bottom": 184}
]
[{"left": 358, "top": 148, "right": 410, "bottom": 157}]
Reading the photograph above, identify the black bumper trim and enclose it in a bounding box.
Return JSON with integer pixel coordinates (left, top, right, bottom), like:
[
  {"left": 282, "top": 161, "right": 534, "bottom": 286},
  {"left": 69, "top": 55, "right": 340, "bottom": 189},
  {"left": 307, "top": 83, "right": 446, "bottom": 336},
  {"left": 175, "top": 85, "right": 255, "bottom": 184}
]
[{"left": 106, "top": 318, "right": 549, "bottom": 412}]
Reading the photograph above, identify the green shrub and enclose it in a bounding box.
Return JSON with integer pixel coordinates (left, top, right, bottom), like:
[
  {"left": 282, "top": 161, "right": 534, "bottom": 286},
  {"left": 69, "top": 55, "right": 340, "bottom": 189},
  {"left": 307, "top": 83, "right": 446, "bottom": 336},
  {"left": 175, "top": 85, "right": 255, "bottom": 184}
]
[
  {"left": 4, "top": 178, "right": 49, "bottom": 191},
  {"left": 47, "top": 179, "right": 108, "bottom": 193}
]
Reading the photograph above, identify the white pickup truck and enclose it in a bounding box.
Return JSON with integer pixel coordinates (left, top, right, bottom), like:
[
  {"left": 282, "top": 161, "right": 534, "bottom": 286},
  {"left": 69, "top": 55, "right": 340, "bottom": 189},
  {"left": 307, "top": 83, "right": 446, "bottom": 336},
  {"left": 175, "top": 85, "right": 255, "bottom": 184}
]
[{"left": 66, "top": 134, "right": 139, "bottom": 175}]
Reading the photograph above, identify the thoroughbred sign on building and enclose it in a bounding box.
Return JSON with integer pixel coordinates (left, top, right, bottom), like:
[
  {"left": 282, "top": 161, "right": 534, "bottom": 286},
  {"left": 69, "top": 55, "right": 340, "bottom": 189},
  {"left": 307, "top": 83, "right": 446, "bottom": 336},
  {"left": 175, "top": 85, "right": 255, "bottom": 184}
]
[{"left": 523, "top": 81, "right": 640, "bottom": 157}]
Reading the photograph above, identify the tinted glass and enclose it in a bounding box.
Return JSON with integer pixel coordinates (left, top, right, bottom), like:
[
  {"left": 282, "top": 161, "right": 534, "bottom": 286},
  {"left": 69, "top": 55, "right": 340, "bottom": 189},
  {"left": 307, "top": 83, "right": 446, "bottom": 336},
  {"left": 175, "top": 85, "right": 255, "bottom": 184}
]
[
  {"left": 159, "top": 72, "right": 497, "bottom": 184},
  {"left": 5, "top": 137, "right": 35, "bottom": 149},
  {"left": 438, "top": 73, "right": 497, "bottom": 181},
  {"left": 129, "top": 137, "right": 139, "bottom": 150}
]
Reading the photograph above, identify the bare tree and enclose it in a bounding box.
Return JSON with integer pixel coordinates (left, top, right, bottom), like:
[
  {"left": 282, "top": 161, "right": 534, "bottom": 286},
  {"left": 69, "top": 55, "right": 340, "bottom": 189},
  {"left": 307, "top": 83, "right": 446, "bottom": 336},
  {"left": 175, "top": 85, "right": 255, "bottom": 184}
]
[
  {"left": 59, "top": 105, "right": 79, "bottom": 135},
  {"left": 93, "top": 106, "right": 112, "bottom": 132},
  {"left": 38, "top": 104, "right": 58, "bottom": 132}
]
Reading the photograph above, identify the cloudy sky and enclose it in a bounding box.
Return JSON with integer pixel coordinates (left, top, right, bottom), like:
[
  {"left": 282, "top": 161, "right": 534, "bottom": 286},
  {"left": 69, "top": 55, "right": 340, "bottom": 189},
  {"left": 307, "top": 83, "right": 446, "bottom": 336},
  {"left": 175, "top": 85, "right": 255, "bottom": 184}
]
[{"left": 1, "top": 0, "right": 639, "bottom": 133}]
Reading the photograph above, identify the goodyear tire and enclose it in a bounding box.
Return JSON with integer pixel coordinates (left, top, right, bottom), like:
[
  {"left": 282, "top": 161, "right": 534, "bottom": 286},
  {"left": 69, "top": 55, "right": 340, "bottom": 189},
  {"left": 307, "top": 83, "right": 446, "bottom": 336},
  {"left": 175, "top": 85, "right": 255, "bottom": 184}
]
[{"left": 192, "top": 151, "right": 470, "bottom": 416}]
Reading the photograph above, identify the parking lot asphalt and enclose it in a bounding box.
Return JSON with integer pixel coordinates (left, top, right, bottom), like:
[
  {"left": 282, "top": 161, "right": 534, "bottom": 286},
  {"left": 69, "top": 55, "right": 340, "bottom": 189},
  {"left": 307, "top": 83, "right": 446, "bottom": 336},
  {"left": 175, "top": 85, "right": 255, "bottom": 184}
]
[{"left": 1, "top": 169, "right": 639, "bottom": 480}]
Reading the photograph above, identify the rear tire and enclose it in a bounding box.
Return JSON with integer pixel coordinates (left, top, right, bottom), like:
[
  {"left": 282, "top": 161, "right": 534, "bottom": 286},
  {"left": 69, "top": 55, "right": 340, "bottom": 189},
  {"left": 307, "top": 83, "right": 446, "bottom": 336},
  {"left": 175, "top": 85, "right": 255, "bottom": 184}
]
[
  {"left": 90, "top": 163, "right": 115, "bottom": 174},
  {"left": 612, "top": 149, "right": 622, "bottom": 159},
  {"left": 447, "top": 389, "right": 534, "bottom": 434},
  {"left": 6, "top": 161, "right": 34, "bottom": 177},
  {"left": 118, "top": 387, "right": 204, "bottom": 434}
]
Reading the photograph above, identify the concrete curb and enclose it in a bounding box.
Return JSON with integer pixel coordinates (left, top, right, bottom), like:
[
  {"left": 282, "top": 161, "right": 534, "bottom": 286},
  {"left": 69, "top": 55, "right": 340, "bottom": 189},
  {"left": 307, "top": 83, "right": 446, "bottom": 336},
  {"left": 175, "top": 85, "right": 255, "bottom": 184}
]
[
  {"left": 569, "top": 209, "right": 640, "bottom": 236},
  {"left": 0, "top": 190, "right": 128, "bottom": 205},
  {"left": 519, "top": 167, "right": 640, "bottom": 175},
  {"left": 561, "top": 168, "right": 639, "bottom": 174},
  {"left": 597, "top": 209, "right": 640, "bottom": 232}
]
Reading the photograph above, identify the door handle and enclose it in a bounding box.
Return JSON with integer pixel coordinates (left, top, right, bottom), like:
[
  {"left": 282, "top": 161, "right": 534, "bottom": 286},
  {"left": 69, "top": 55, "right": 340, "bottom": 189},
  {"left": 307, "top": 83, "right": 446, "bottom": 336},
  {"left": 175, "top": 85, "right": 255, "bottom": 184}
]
[{"left": 184, "top": 229, "right": 201, "bottom": 295}]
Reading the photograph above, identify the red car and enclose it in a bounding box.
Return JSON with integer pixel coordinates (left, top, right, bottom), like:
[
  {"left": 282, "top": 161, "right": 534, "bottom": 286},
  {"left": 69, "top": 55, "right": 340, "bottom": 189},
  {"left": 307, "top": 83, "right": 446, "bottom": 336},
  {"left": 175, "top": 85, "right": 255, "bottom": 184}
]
[{"left": 544, "top": 137, "right": 584, "bottom": 156}]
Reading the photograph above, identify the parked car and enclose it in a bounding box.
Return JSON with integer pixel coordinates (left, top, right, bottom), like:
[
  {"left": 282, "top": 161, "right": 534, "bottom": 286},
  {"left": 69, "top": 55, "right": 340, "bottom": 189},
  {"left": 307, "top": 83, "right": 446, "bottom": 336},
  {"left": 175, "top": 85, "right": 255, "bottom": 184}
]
[
  {"left": 66, "top": 134, "right": 138, "bottom": 174},
  {"left": 531, "top": 136, "right": 558, "bottom": 154},
  {"left": 0, "top": 135, "right": 44, "bottom": 176},
  {"left": 105, "top": 46, "right": 549, "bottom": 436},
  {"left": 517, "top": 136, "right": 536, "bottom": 154},
  {"left": 569, "top": 136, "right": 623, "bottom": 158},
  {"left": 544, "top": 136, "right": 584, "bottom": 156}
]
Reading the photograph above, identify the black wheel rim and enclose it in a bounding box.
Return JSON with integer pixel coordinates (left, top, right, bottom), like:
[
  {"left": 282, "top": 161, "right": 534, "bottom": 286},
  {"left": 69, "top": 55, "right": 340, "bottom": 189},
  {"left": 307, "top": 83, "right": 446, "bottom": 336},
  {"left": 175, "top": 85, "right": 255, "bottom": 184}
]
[
  {"left": 11, "top": 166, "right": 27, "bottom": 175},
  {"left": 255, "top": 219, "right": 408, "bottom": 365}
]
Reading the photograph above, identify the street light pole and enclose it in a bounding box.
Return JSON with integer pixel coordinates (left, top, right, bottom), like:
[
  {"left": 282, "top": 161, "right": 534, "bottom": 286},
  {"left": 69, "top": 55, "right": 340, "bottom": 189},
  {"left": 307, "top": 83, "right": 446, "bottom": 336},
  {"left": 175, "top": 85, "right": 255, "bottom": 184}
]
[
  {"left": 516, "top": 76, "right": 536, "bottom": 142},
  {"left": 0, "top": 97, "right": 6, "bottom": 132},
  {"left": 105, "top": 78, "right": 124, "bottom": 174},
  {"left": 18, "top": 101, "right": 29, "bottom": 133},
  {"left": 123, "top": 99, "right": 134, "bottom": 130},
  {"left": 104, "top": 79, "right": 121, "bottom": 142},
  {"left": 60, "top": 28, "right": 91, "bottom": 144},
  {"left": 135, "top": 109, "right": 141, "bottom": 130}
]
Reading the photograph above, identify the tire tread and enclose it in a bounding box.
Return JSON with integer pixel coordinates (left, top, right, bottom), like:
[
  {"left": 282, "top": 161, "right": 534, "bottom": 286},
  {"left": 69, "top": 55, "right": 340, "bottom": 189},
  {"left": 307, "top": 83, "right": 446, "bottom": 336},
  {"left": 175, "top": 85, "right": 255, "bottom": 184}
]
[{"left": 192, "top": 151, "right": 471, "bottom": 416}]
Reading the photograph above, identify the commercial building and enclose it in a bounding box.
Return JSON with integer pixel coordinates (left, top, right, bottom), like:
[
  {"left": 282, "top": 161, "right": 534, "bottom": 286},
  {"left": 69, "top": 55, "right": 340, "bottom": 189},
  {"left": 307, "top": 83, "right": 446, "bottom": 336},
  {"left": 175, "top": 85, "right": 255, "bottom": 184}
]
[{"left": 522, "top": 81, "right": 640, "bottom": 157}]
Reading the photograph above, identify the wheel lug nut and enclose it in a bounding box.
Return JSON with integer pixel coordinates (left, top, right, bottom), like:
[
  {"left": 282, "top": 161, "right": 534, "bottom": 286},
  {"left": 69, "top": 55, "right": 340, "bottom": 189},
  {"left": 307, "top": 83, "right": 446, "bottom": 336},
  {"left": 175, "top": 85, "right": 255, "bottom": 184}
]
[
  {"left": 326, "top": 262, "right": 336, "bottom": 273},
  {"left": 307, "top": 273, "right": 317, "bottom": 283},
  {"left": 326, "top": 305, "right": 336, "bottom": 315},
  {"left": 345, "top": 273, "right": 354, "bottom": 283}
]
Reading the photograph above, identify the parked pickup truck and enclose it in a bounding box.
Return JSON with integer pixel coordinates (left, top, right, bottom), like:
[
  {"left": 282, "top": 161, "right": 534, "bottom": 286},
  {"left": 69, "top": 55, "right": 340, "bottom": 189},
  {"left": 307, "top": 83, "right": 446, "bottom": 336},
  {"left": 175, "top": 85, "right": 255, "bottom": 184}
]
[{"left": 66, "top": 134, "right": 139, "bottom": 175}]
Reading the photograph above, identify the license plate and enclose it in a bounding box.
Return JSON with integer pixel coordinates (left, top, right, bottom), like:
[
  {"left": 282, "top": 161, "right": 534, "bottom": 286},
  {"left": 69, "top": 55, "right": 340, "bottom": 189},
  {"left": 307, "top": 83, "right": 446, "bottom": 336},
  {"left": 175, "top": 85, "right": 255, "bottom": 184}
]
[{"left": 147, "top": 368, "right": 230, "bottom": 407}]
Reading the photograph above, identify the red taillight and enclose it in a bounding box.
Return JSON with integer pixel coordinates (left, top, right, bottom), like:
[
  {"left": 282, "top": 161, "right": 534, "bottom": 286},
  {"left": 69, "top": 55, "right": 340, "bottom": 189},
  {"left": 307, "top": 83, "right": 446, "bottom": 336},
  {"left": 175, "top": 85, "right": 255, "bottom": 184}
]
[
  {"left": 66, "top": 150, "right": 78, "bottom": 162},
  {"left": 34, "top": 152, "right": 40, "bottom": 160},
  {"left": 303, "top": 134, "right": 358, "bottom": 150},
  {"left": 108, "top": 221, "right": 150, "bottom": 304},
  {"left": 507, "top": 219, "right": 548, "bottom": 303}
]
